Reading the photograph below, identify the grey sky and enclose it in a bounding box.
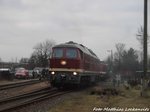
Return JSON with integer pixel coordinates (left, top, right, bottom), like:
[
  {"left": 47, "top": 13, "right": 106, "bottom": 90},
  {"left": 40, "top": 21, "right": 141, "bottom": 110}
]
[{"left": 0, "top": 0, "right": 149, "bottom": 62}]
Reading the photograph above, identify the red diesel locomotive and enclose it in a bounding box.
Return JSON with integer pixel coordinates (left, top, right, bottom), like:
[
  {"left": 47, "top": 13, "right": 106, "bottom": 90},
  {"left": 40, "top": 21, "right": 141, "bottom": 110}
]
[{"left": 49, "top": 41, "right": 107, "bottom": 87}]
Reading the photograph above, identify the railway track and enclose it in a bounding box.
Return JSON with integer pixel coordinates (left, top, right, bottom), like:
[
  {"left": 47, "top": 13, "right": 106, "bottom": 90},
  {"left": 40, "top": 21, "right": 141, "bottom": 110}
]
[
  {"left": 0, "top": 87, "right": 72, "bottom": 112},
  {"left": 0, "top": 80, "right": 41, "bottom": 90}
]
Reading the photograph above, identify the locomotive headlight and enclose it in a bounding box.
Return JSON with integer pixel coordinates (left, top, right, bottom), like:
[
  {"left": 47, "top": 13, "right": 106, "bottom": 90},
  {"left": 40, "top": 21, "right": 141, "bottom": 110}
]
[
  {"left": 61, "top": 60, "right": 67, "bottom": 65},
  {"left": 51, "top": 71, "right": 55, "bottom": 75},
  {"left": 73, "top": 72, "right": 77, "bottom": 75}
]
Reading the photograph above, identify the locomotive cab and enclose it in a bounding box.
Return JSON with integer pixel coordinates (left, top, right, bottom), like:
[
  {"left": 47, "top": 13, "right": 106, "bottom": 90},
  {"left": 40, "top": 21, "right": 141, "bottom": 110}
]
[
  {"left": 50, "top": 46, "right": 84, "bottom": 87},
  {"left": 51, "top": 47, "right": 82, "bottom": 68}
]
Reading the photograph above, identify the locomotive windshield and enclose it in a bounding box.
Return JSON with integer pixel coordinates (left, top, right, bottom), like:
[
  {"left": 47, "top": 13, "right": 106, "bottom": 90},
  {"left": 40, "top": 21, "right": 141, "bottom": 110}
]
[
  {"left": 52, "top": 48, "right": 77, "bottom": 58},
  {"left": 66, "top": 49, "right": 77, "bottom": 58},
  {"left": 53, "top": 48, "right": 63, "bottom": 58}
]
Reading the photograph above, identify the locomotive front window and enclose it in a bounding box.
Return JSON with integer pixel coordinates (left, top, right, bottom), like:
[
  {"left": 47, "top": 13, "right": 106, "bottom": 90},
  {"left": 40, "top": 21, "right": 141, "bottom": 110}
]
[
  {"left": 53, "top": 48, "right": 63, "bottom": 58},
  {"left": 66, "top": 49, "right": 77, "bottom": 58}
]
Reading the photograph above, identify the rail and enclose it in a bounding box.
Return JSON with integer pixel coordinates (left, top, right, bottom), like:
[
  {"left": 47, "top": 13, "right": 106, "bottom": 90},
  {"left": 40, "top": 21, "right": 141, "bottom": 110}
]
[
  {"left": 0, "top": 87, "right": 72, "bottom": 112},
  {"left": 0, "top": 80, "right": 41, "bottom": 90}
]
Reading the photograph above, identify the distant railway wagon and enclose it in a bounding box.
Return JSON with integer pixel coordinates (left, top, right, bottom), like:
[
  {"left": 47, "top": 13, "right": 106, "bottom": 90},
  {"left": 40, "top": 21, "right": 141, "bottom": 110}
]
[{"left": 49, "top": 41, "right": 107, "bottom": 88}]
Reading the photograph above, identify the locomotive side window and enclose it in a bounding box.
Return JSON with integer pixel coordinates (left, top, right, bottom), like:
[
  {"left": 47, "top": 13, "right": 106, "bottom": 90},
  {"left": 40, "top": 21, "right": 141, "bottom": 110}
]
[
  {"left": 66, "top": 49, "right": 77, "bottom": 58},
  {"left": 53, "top": 48, "right": 63, "bottom": 58}
]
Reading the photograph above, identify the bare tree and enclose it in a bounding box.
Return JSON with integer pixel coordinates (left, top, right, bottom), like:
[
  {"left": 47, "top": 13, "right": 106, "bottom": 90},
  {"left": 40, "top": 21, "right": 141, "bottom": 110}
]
[
  {"left": 136, "top": 26, "right": 144, "bottom": 49},
  {"left": 114, "top": 43, "right": 125, "bottom": 63},
  {"left": 136, "top": 26, "right": 150, "bottom": 68},
  {"left": 29, "top": 39, "right": 56, "bottom": 68},
  {"left": 19, "top": 58, "right": 29, "bottom": 64},
  {"left": 136, "top": 26, "right": 149, "bottom": 49},
  {"left": 114, "top": 43, "right": 125, "bottom": 72}
]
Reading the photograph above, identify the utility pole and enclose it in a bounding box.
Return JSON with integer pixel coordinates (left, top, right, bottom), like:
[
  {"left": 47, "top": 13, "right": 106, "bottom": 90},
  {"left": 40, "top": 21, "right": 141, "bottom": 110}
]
[
  {"left": 143, "top": 0, "right": 147, "bottom": 79},
  {"left": 141, "top": 0, "right": 148, "bottom": 97}
]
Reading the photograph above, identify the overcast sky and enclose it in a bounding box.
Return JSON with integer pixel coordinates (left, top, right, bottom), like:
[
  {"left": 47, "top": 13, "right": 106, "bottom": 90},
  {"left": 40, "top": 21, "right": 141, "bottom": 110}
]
[{"left": 0, "top": 0, "right": 150, "bottom": 62}]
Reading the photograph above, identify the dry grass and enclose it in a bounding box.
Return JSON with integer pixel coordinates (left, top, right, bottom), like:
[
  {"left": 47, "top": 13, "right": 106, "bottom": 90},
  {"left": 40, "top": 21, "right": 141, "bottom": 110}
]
[{"left": 48, "top": 87, "right": 150, "bottom": 112}]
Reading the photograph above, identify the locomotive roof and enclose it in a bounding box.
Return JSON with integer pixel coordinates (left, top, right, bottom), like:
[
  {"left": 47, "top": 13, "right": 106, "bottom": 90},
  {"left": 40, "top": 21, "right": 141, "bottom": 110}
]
[{"left": 53, "top": 41, "right": 100, "bottom": 60}]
